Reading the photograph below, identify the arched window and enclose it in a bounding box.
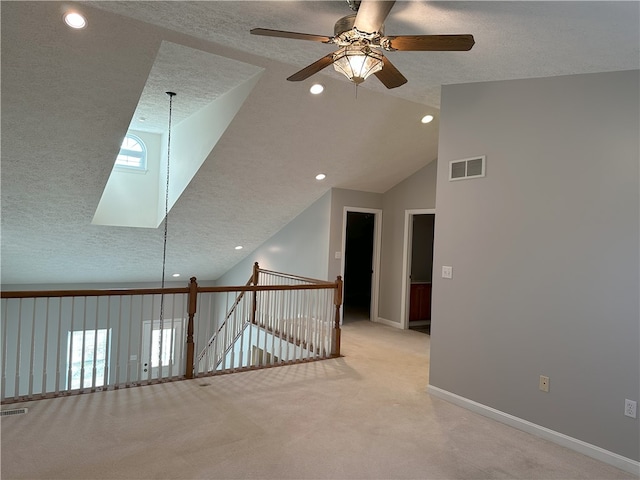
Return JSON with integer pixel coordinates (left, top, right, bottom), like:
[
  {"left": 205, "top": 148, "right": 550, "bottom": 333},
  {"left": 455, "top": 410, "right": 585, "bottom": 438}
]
[{"left": 115, "top": 134, "right": 147, "bottom": 171}]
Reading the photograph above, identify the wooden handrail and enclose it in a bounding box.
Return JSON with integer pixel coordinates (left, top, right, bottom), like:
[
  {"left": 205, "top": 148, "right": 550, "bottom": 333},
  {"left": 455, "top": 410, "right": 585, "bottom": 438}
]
[
  {"left": 256, "top": 268, "right": 335, "bottom": 285},
  {"left": 1, "top": 287, "right": 189, "bottom": 299},
  {"left": 197, "top": 283, "right": 338, "bottom": 293},
  {"left": 0, "top": 283, "right": 337, "bottom": 299}
]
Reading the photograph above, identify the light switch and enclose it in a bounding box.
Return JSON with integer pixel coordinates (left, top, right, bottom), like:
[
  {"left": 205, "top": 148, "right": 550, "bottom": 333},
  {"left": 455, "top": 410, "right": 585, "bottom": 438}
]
[
  {"left": 442, "top": 266, "right": 453, "bottom": 279},
  {"left": 335, "top": 251, "right": 342, "bottom": 259}
]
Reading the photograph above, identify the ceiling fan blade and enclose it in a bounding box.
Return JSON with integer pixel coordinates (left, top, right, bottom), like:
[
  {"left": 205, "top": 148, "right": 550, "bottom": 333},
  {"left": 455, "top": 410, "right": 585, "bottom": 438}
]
[
  {"left": 354, "top": 0, "right": 395, "bottom": 34},
  {"left": 250, "top": 28, "right": 333, "bottom": 43},
  {"left": 374, "top": 56, "right": 407, "bottom": 89},
  {"left": 387, "top": 34, "right": 475, "bottom": 51},
  {"left": 287, "top": 53, "right": 336, "bottom": 82}
]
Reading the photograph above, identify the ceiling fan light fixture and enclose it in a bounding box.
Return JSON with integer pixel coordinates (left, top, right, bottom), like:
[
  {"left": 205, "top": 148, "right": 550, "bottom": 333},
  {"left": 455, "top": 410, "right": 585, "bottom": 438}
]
[{"left": 333, "top": 45, "right": 383, "bottom": 85}]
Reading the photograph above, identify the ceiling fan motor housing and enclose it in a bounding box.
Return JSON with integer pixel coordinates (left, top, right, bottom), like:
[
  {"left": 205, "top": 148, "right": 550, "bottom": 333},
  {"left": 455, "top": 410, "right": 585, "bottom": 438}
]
[
  {"left": 334, "top": 14, "right": 385, "bottom": 50},
  {"left": 335, "top": 14, "right": 357, "bottom": 36},
  {"left": 334, "top": 14, "right": 385, "bottom": 38}
]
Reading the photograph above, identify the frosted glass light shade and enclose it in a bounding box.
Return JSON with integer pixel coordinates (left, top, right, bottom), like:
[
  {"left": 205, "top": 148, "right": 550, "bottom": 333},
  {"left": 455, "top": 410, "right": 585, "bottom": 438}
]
[{"left": 333, "top": 46, "right": 383, "bottom": 85}]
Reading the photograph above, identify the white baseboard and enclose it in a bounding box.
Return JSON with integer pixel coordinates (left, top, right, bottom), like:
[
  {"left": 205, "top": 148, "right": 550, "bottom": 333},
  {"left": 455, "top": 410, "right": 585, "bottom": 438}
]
[
  {"left": 374, "top": 317, "right": 403, "bottom": 329},
  {"left": 427, "top": 385, "right": 640, "bottom": 476}
]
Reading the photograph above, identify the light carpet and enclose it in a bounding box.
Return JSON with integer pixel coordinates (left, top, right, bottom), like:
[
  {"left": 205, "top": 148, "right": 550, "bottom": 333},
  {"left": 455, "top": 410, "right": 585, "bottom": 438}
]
[{"left": 1, "top": 320, "right": 634, "bottom": 479}]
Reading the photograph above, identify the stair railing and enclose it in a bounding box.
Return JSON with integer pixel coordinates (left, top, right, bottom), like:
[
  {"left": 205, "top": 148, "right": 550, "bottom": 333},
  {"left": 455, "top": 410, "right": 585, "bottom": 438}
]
[
  {"left": 195, "top": 264, "right": 343, "bottom": 376},
  {"left": 1, "top": 263, "right": 342, "bottom": 404},
  {"left": 195, "top": 275, "right": 254, "bottom": 372}
]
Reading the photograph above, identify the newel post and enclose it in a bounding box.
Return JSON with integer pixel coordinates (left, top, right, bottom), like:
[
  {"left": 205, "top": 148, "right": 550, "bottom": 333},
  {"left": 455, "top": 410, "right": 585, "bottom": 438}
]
[
  {"left": 251, "top": 262, "right": 259, "bottom": 325},
  {"left": 185, "top": 276, "right": 198, "bottom": 379},
  {"left": 332, "top": 275, "right": 343, "bottom": 357}
]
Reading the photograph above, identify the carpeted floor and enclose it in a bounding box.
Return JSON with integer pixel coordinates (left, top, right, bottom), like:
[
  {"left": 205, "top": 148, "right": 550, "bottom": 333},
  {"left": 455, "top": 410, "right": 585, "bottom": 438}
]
[{"left": 1, "top": 321, "right": 635, "bottom": 479}]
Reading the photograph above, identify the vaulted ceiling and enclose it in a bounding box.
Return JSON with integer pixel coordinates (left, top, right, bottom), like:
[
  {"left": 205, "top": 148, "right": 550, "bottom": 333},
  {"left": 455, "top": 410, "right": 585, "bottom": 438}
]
[{"left": 2, "top": 1, "right": 638, "bottom": 285}]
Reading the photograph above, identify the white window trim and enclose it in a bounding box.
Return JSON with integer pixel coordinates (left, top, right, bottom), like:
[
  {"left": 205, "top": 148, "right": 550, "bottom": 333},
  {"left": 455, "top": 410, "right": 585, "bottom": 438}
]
[{"left": 115, "top": 133, "right": 147, "bottom": 172}]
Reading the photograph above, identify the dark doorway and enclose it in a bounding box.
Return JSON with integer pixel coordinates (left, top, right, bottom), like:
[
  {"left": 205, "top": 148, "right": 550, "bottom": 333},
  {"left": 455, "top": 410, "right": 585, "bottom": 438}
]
[
  {"left": 409, "top": 214, "right": 435, "bottom": 334},
  {"left": 343, "top": 212, "right": 375, "bottom": 323}
]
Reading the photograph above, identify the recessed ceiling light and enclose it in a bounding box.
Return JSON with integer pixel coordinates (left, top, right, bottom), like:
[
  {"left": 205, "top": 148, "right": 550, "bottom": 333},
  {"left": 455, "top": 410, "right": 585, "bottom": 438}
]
[
  {"left": 421, "top": 115, "right": 434, "bottom": 124},
  {"left": 309, "top": 84, "right": 324, "bottom": 95},
  {"left": 64, "top": 12, "right": 87, "bottom": 29},
  {"left": 172, "top": 273, "right": 180, "bottom": 278},
  {"left": 315, "top": 173, "right": 326, "bottom": 181},
  {"left": 235, "top": 245, "right": 243, "bottom": 250}
]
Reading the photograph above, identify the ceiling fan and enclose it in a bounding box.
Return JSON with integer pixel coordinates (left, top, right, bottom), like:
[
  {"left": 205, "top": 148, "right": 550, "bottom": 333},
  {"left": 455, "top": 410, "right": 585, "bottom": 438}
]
[{"left": 250, "top": 0, "right": 475, "bottom": 89}]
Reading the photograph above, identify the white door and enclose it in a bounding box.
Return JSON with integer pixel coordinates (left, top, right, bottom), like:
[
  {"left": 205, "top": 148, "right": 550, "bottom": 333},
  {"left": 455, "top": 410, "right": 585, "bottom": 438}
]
[{"left": 141, "top": 319, "right": 185, "bottom": 380}]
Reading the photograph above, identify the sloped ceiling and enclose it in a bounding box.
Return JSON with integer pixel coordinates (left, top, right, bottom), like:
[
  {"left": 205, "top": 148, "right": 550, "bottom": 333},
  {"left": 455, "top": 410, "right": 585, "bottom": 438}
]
[{"left": 1, "top": 1, "right": 638, "bottom": 286}]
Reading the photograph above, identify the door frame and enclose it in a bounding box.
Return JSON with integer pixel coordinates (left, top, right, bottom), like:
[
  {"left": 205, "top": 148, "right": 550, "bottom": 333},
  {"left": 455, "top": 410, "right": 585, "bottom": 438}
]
[
  {"left": 400, "top": 208, "right": 436, "bottom": 330},
  {"left": 340, "top": 206, "right": 383, "bottom": 324}
]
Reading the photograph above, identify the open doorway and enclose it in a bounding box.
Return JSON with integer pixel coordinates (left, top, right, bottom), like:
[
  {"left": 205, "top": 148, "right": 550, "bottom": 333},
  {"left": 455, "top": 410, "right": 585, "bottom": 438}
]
[
  {"left": 401, "top": 209, "right": 436, "bottom": 332},
  {"left": 341, "top": 208, "right": 382, "bottom": 324}
]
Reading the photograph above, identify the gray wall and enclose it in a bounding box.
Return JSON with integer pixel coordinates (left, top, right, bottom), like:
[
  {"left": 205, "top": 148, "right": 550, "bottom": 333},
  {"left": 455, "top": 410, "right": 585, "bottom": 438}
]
[
  {"left": 378, "top": 161, "right": 437, "bottom": 322},
  {"left": 218, "top": 190, "right": 332, "bottom": 285},
  {"left": 430, "top": 70, "right": 639, "bottom": 460}
]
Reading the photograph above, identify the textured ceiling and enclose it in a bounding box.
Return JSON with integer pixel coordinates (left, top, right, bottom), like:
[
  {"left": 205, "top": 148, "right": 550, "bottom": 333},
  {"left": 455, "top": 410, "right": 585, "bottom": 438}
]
[
  {"left": 93, "top": 1, "right": 640, "bottom": 107},
  {"left": 1, "top": 1, "right": 639, "bottom": 286},
  {"left": 130, "top": 41, "right": 264, "bottom": 134}
]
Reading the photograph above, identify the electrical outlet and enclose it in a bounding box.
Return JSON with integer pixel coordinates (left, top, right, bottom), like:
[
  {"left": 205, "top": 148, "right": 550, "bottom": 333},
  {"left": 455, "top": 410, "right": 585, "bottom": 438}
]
[
  {"left": 624, "top": 399, "right": 637, "bottom": 418},
  {"left": 539, "top": 375, "right": 549, "bottom": 392}
]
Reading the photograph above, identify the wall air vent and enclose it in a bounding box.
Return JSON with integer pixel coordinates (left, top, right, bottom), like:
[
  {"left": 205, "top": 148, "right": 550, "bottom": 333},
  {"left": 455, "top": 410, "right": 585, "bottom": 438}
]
[
  {"left": 449, "top": 156, "right": 486, "bottom": 181},
  {"left": 1, "top": 408, "right": 28, "bottom": 417}
]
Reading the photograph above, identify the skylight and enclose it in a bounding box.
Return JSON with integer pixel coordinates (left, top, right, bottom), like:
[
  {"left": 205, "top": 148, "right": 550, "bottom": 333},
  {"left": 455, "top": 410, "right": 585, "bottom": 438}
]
[{"left": 92, "top": 42, "right": 264, "bottom": 229}]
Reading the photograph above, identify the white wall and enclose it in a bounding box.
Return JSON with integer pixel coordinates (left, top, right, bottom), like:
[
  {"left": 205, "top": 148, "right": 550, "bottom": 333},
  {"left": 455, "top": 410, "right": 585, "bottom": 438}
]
[{"left": 430, "top": 70, "right": 639, "bottom": 461}]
